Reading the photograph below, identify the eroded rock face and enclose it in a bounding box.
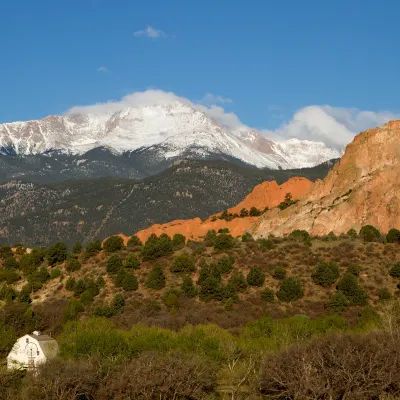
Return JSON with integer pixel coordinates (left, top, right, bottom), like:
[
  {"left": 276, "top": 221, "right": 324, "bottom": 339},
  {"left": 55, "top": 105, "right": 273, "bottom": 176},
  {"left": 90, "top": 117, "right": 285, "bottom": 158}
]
[
  {"left": 122, "top": 177, "right": 314, "bottom": 243},
  {"left": 251, "top": 121, "right": 400, "bottom": 237}
]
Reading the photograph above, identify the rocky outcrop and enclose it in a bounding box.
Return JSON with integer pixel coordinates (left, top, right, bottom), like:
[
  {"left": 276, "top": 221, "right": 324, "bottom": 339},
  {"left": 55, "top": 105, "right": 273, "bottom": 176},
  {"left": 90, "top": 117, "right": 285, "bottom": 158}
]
[
  {"left": 251, "top": 121, "right": 400, "bottom": 237},
  {"left": 127, "top": 177, "right": 314, "bottom": 243}
]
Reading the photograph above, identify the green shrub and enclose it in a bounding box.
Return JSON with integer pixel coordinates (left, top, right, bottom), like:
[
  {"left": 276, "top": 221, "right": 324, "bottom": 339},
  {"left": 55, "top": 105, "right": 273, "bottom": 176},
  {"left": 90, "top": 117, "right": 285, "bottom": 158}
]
[
  {"left": 227, "top": 273, "right": 248, "bottom": 293},
  {"left": 103, "top": 236, "right": 124, "bottom": 252},
  {"left": 247, "top": 267, "right": 266, "bottom": 287},
  {"left": 312, "top": 261, "right": 340, "bottom": 287},
  {"left": 204, "top": 230, "right": 217, "bottom": 246},
  {"left": 19, "top": 254, "right": 38, "bottom": 275},
  {"left": 249, "top": 207, "right": 262, "bottom": 217},
  {"left": 0, "top": 285, "right": 18, "bottom": 302},
  {"left": 66, "top": 256, "right": 81, "bottom": 273},
  {"left": 181, "top": 276, "right": 197, "bottom": 298},
  {"left": 63, "top": 298, "right": 84, "bottom": 322},
  {"left": 65, "top": 277, "right": 76, "bottom": 291},
  {"left": 170, "top": 253, "right": 196, "bottom": 273},
  {"left": 389, "top": 262, "right": 400, "bottom": 278},
  {"left": 146, "top": 264, "right": 166, "bottom": 290},
  {"left": 347, "top": 228, "right": 358, "bottom": 238},
  {"left": 347, "top": 264, "right": 361, "bottom": 276},
  {"left": 120, "top": 273, "right": 139, "bottom": 291},
  {"left": 50, "top": 268, "right": 61, "bottom": 279},
  {"left": 80, "top": 290, "right": 95, "bottom": 305},
  {"left": 289, "top": 230, "right": 310, "bottom": 242},
  {"left": 337, "top": 273, "right": 368, "bottom": 306},
  {"left": 359, "top": 225, "right": 381, "bottom": 242},
  {"left": 142, "top": 234, "right": 173, "bottom": 261},
  {"left": 326, "top": 292, "right": 349, "bottom": 313},
  {"left": 327, "top": 231, "right": 337, "bottom": 241},
  {"left": 84, "top": 241, "right": 102, "bottom": 259},
  {"left": 216, "top": 255, "right": 234, "bottom": 274},
  {"left": 0, "top": 246, "right": 13, "bottom": 260},
  {"left": 273, "top": 267, "right": 286, "bottom": 280},
  {"left": 240, "top": 208, "right": 249, "bottom": 217},
  {"left": 0, "top": 269, "right": 20, "bottom": 284},
  {"left": 47, "top": 242, "right": 68, "bottom": 266},
  {"left": 186, "top": 240, "right": 206, "bottom": 254},
  {"left": 277, "top": 278, "right": 304, "bottom": 302},
  {"left": 386, "top": 228, "right": 400, "bottom": 244},
  {"left": 261, "top": 288, "right": 275, "bottom": 302},
  {"left": 199, "top": 277, "right": 222, "bottom": 302},
  {"left": 379, "top": 288, "right": 391, "bottom": 301},
  {"left": 3, "top": 257, "right": 19, "bottom": 270},
  {"left": 127, "top": 235, "right": 143, "bottom": 248},
  {"left": 241, "top": 232, "right": 254, "bottom": 242},
  {"left": 73, "top": 280, "right": 87, "bottom": 297},
  {"left": 214, "top": 233, "right": 235, "bottom": 250},
  {"left": 172, "top": 233, "right": 186, "bottom": 249},
  {"left": 124, "top": 253, "right": 140, "bottom": 269},
  {"left": 106, "top": 255, "right": 123, "bottom": 275},
  {"left": 258, "top": 238, "right": 275, "bottom": 250},
  {"left": 72, "top": 242, "right": 82, "bottom": 254}
]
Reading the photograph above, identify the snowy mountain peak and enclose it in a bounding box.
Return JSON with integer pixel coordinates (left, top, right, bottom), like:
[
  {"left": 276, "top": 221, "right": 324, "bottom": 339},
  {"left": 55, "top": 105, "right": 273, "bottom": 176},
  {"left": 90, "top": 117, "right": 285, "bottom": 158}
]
[{"left": 0, "top": 102, "right": 341, "bottom": 169}]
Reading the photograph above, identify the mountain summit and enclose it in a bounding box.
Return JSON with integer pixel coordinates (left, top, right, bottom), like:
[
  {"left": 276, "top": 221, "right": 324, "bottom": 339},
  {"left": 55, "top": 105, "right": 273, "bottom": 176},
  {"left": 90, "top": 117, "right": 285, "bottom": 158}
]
[{"left": 0, "top": 101, "right": 340, "bottom": 169}]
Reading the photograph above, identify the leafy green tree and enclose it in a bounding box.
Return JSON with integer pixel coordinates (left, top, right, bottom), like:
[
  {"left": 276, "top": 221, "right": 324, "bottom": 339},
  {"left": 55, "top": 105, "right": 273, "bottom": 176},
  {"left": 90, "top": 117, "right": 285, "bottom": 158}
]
[
  {"left": 337, "top": 273, "right": 368, "bottom": 305},
  {"left": 0, "top": 269, "right": 20, "bottom": 284},
  {"left": 47, "top": 242, "right": 68, "bottom": 266},
  {"left": 0, "top": 285, "right": 18, "bottom": 302},
  {"left": 387, "top": 228, "right": 400, "bottom": 244},
  {"left": 172, "top": 233, "right": 186, "bottom": 249},
  {"left": 73, "top": 280, "right": 87, "bottom": 297},
  {"left": 170, "top": 253, "right": 196, "bottom": 273},
  {"left": 216, "top": 255, "right": 234, "bottom": 274},
  {"left": 19, "top": 254, "right": 38, "bottom": 275},
  {"left": 249, "top": 207, "right": 262, "bottom": 217},
  {"left": 146, "top": 264, "right": 166, "bottom": 290},
  {"left": 389, "top": 262, "right": 400, "bottom": 278},
  {"left": 3, "top": 257, "right": 19, "bottom": 270},
  {"left": 312, "top": 261, "right": 340, "bottom": 287},
  {"left": 227, "top": 273, "right": 248, "bottom": 293},
  {"left": 214, "top": 233, "right": 235, "bottom": 250},
  {"left": 273, "top": 267, "right": 286, "bottom": 280},
  {"left": 127, "top": 235, "right": 143, "bottom": 248},
  {"left": 258, "top": 238, "right": 275, "bottom": 250},
  {"left": 106, "top": 255, "right": 123, "bottom": 275},
  {"left": 347, "top": 228, "right": 358, "bottom": 238},
  {"left": 326, "top": 292, "right": 350, "bottom": 313},
  {"left": 181, "top": 276, "right": 197, "bottom": 298},
  {"left": 84, "top": 240, "right": 102, "bottom": 259},
  {"left": 80, "top": 290, "right": 95, "bottom": 305},
  {"left": 277, "top": 278, "right": 304, "bottom": 302},
  {"left": 278, "top": 193, "right": 298, "bottom": 210},
  {"left": 327, "top": 231, "right": 337, "bottom": 241},
  {"left": 261, "top": 288, "right": 275, "bottom": 302},
  {"left": 247, "top": 267, "right": 266, "bottom": 287},
  {"left": 124, "top": 253, "right": 140, "bottom": 269},
  {"left": 359, "top": 225, "right": 381, "bottom": 242},
  {"left": 66, "top": 256, "right": 81, "bottom": 273},
  {"left": 289, "top": 229, "right": 310, "bottom": 241},
  {"left": 142, "top": 234, "right": 173, "bottom": 261},
  {"left": 103, "top": 236, "right": 124, "bottom": 252},
  {"left": 72, "top": 242, "right": 82, "bottom": 254}
]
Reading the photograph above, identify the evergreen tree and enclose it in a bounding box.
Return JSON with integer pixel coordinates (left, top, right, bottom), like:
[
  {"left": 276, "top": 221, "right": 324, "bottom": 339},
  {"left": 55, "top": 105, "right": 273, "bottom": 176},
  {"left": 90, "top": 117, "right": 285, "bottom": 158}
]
[
  {"left": 387, "top": 228, "right": 400, "bottom": 244},
  {"left": 172, "top": 233, "right": 186, "bottom": 249},
  {"left": 103, "top": 236, "right": 124, "bottom": 252},
  {"left": 146, "top": 264, "right": 166, "bottom": 290},
  {"left": 181, "top": 276, "right": 197, "bottom": 298},
  {"left": 47, "top": 242, "right": 68, "bottom": 266},
  {"left": 124, "top": 253, "right": 140, "bottom": 269},
  {"left": 277, "top": 278, "right": 304, "bottom": 302},
  {"left": 127, "top": 235, "right": 143, "bottom": 248},
  {"left": 171, "top": 253, "right": 196, "bottom": 273},
  {"left": 312, "top": 261, "right": 339, "bottom": 287},
  {"left": 247, "top": 267, "right": 266, "bottom": 287},
  {"left": 106, "top": 255, "right": 123, "bottom": 275},
  {"left": 72, "top": 242, "right": 82, "bottom": 254}
]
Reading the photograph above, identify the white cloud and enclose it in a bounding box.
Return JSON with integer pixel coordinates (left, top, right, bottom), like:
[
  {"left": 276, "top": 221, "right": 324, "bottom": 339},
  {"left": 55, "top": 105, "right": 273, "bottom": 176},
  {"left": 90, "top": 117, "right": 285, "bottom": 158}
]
[
  {"left": 97, "top": 66, "right": 108, "bottom": 73},
  {"left": 65, "top": 89, "right": 400, "bottom": 149},
  {"left": 198, "top": 93, "right": 232, "bottom": 106},
  {"left": 133, "top": 25, "right": 168, "bottom": 39}
]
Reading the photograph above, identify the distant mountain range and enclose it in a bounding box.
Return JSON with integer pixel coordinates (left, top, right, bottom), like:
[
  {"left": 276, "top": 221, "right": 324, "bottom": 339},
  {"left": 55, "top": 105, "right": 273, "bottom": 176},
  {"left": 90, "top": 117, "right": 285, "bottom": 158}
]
[
  {"left": 0, "top": 101, "right": 341, "bottom": 178},
  {"left": 0, "top": 159, "right": 336, "bottom": 247}
]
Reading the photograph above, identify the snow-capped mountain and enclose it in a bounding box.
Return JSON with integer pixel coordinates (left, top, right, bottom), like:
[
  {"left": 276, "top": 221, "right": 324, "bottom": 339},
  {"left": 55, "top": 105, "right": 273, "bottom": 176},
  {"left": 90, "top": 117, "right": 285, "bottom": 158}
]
[{"left": 0, "top": 101, "right": 341, "bottom": 169}]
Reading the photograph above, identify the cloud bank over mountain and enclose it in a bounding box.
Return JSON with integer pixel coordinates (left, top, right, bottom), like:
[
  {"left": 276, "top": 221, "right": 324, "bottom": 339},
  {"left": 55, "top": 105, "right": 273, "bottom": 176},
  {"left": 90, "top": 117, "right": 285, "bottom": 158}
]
[{"left": 66, "top": 89, "right": 400, "bottom": 149}]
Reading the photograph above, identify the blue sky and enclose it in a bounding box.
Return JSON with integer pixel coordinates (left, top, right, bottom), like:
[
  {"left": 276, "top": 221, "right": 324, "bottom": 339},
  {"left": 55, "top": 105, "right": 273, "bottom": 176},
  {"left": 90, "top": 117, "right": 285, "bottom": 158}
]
[{"left": 1, "top": 0, "right": 400, "bottom": 137}]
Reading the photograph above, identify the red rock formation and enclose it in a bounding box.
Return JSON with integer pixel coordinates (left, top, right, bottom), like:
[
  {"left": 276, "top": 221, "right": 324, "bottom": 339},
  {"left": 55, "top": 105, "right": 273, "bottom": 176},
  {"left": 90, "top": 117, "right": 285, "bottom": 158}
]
[
  {"left": 122, "top": 177, "right": 313, "bottom": 244},
  {"left": 251, "top": 121, "right": 400, "bottom": 237}
]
